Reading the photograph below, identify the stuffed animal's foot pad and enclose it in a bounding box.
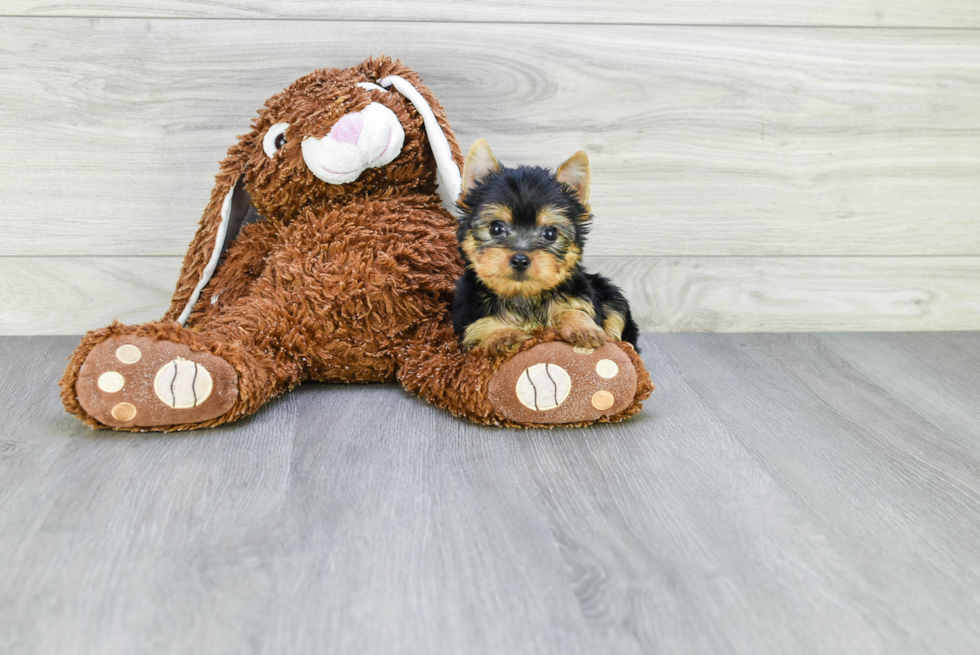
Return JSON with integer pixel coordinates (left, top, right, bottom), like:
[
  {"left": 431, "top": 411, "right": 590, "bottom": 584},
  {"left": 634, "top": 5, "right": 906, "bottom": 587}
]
[
  {"left": 75, "top": 336, "right": 238, "bottom": 428},
  {"left": 488, "top": 342, "right": 637, "bottom": 425}
]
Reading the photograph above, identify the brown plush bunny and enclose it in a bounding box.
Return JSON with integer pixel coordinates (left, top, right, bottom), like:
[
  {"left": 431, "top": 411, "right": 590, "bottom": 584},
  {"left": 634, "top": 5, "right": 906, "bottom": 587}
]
[{"left": 59, "top": 57, "right": 653, "bottom": 430}]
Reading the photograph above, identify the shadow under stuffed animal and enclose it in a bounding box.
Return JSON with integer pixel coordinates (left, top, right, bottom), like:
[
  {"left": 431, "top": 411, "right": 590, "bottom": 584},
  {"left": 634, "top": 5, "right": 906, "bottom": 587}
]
[{"left": 59, "top": 57, "right": 654, "bottom": 430}]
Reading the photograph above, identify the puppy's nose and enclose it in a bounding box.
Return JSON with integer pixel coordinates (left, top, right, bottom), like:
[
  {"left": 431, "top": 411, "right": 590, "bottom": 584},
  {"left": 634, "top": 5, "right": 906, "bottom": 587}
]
[{"left": 510, "top": 252, "right": 531, "bottom": 271}]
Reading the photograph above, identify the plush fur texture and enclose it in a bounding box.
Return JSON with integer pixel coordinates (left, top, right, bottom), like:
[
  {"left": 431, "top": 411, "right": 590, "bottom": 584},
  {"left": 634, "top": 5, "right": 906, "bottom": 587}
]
[{"left": 59, "top": 58, "right": 653, "bottom": 431}]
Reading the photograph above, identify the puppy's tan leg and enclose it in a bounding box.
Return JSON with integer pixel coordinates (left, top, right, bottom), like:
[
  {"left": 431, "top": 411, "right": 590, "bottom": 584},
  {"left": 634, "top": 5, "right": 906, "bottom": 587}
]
[
  {"left": 463, "top": 316, "right": 530, "bottom": 356},
  {"left": 553, "top": 310, "right": 606, "bottom": 349},
  {"left": 603, "top": 310, "right": 627, "bottom": 341},
  {"left": 550, "top": 297, "right": 606, "bottom": 349}
]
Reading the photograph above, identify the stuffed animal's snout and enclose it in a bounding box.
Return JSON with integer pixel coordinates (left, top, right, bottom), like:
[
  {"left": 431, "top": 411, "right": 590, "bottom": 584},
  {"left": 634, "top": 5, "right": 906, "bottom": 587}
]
[{"left": 301, "top": 102, "right": 405, "bottom": 185}]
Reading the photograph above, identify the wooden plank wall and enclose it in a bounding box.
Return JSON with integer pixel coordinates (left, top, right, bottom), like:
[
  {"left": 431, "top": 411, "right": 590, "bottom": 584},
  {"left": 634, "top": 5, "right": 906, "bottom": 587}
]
[{"left": 1, "top": 2, "right": 978, "bottom": 334}]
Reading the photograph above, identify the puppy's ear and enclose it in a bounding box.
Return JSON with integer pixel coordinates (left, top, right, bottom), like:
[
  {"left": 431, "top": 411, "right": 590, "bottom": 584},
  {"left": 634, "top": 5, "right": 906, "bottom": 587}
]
[
  {"left": 462, "top": 139, "right": 500, "bottom": 195},
  {"left": 556, "top": 151, "right": 591, "bottom": 205}
]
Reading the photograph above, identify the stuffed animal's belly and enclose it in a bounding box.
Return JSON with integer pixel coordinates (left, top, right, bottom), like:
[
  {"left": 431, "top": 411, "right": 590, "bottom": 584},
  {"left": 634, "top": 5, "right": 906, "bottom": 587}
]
[{"left": 192, "top": 201, "right": 460, "bottom": 380}]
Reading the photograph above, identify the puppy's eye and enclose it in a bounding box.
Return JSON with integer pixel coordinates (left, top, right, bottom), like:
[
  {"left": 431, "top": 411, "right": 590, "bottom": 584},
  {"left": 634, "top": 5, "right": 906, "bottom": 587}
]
[
  {"left": 542, "top": 226, "right": 558, "bottom": 241},
  {"left": 489, "top": 221, "right": 506, "bottom": 237},
  {"left": 262, "top": 122, "right": 290, "bottom": 158}
]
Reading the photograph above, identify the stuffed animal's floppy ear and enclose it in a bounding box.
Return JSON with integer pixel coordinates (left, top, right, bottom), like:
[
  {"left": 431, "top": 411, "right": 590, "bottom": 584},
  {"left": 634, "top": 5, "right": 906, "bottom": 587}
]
[
  {"left": 462, "top": 139, "right": 501, "bottom": 195},
  {"left": 556, "top": 151, "right": 591, "bottom": 206},
  {"left": 164, "top": 147, "right": 259, "bottom": 326},
  {"left": 378, "top": 72, "right": 463, "bottom": 201}
]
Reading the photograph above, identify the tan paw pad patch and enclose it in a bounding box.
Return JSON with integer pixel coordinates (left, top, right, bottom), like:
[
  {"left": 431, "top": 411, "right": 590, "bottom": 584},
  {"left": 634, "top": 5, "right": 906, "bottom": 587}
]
[
  {"left": 97, "top": 371, "right": 125, "bottom": 393},
  {"left": 111, "top": 402, "right": 137, "bottom": 421},
  {"left": 115, "top": 344, "right": 142, "bottom": 364},
  {"left": 591, "top": 390, "right": 615, "bottom": 410},
  {"left": 595, "top": 359, "right": 618, "bottom": 378}
]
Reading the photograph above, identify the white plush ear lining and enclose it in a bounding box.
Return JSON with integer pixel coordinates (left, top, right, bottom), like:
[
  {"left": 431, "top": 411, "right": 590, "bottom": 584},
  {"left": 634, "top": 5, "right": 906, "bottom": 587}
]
[
  {"left": 176, "top": 176, "right": 239, "bottom": 326},
  {"left": 379, "top": 75, "right": 462, "bottom": 201},
  {"left": 357, "top": 81, "right": 389, "bottom": 93}
]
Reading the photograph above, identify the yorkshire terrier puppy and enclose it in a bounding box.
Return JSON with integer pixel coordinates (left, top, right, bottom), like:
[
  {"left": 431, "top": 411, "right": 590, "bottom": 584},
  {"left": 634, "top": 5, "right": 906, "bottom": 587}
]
[{"left": 452, "top": 139, "right": 639, "bottom": 355}]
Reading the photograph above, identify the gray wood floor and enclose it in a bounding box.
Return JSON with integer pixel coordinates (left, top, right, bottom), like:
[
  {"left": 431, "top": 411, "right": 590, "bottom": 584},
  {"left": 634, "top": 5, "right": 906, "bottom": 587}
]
[{"left": 2, "top": 332, "right": 980, "bottom": 654}]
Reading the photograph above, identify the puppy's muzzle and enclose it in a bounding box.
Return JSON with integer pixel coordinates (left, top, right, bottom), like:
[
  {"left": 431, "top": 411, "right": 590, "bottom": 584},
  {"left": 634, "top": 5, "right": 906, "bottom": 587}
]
[{"left": 510, "top": 252, "right": 531, "bottom": 271}]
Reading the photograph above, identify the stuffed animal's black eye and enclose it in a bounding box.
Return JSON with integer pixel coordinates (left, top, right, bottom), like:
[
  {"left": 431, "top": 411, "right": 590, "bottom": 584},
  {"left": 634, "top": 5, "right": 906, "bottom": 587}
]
[
  {"left": 262, "top": 122, "right": 290, "bottom": 158},
  {"left": 542, "top": 226, "right": 558, "bottom": 241},
  {"left": 489, "top": 221, "right": 505, "bottom": 237}
]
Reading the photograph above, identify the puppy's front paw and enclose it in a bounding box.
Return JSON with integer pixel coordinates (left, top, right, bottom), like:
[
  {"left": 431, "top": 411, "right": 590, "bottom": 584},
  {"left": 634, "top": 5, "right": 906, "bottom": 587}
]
[
  {"left": 559, "top": 324, "right": 607, "bottom": 349},
  {"left": 482, "top": 330, "right": 529, "bottom": 357}
]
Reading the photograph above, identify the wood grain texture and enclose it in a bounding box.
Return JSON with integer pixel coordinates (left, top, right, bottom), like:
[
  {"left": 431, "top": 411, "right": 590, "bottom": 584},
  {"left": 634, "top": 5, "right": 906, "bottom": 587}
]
[
  {"left": 588, "top": 255, "right": 980, "bottom": 332},
  {"left": 3, "top": 332, "right": 980, "bottom": 653},
  {"left": 5, "top": 0, "right": 980, "bottom": 28},
  {"left": 0, "top": 257, "right": 182, "bottom": 335},
  {"left": 816, "top": 332, "right": 980, "bottom": 451},
  {"left": 1, "top": 19, "right": 978, "bottom": 257},
  {"left": 638, "top": 332, "right": 980, "bottom": 654},
  {"left": 3, "top": 256, "right": 978, "bottom": 335}
]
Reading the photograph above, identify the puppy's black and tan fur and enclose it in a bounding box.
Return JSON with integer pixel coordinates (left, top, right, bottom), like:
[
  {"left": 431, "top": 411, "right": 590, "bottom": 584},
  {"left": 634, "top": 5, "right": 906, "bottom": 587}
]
[{"left": 452, "top": 139, "right": 639, "bottom": 355}]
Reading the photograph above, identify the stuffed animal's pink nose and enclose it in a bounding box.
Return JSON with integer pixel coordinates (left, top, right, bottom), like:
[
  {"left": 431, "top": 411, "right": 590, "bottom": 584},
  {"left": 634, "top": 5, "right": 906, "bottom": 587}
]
[{"left": 329, "top": 113, "right": 364, "bottom": 145}]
